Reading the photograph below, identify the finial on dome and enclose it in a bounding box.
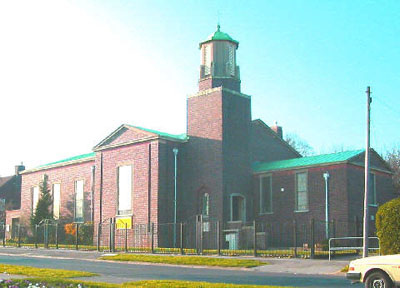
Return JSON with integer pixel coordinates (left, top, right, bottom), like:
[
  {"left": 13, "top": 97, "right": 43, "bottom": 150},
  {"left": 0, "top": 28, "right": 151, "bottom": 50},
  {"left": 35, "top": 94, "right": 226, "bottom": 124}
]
[{"left": 217, "top": 24, "right": 220, "bottom": 32}]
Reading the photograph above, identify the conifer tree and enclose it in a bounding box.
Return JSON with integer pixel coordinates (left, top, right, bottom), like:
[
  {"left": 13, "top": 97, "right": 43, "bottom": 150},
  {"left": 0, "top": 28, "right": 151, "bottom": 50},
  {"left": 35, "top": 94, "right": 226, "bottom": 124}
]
[{"left": 31, "top": 175, "right": 53, "bottom": 227}]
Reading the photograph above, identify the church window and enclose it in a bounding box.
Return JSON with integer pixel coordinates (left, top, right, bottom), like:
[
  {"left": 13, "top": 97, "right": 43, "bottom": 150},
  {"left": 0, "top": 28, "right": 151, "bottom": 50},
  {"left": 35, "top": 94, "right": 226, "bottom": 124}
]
[
  {"left": 203, "top": 45, "right": 211, "bottom": 75},
  {"left": 118, "top": 165, "right": 132, "bottom": 215},
  {"left": 368, "top": 173, "right": 377, "bottom": 206},
  {"left": 228, "top": 44, "right": 235, "bottom": 76},
  {"left": 295, "top": 172, "right": 308, "bottom": 212},
  {"left": 53, "top": 183, "right": 61, "bottom": 219},
  {"left": 260, "top": 175, "right": 272, "bottom": 214},
  {"left": 74, "top": 180, "right": 84, "bottom": 222},
  {"left": 231, "top": 194, "right": 245, "bottom": 222}
]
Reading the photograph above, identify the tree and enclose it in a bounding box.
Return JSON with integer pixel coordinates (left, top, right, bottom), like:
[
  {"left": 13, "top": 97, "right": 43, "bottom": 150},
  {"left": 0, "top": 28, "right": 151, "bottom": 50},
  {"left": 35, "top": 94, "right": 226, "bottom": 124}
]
[
  {"left": 376, "top": 197, "right": 400, "bottom": 255},
  {"left": 285, "top": 133, "right": 315, "bottom": 156},
  {"left": 30, "top": 175, "right": 53, "bottom": 227},
  {"left": 385, "top": 148, "right": 400, "bottom": 194}
]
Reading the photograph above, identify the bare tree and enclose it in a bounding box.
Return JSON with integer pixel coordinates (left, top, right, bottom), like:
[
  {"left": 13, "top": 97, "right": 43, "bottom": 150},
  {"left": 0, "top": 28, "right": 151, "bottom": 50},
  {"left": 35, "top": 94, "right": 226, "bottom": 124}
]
[
  {"left": 285, "top": 133, "right": 315, "bottom": 157},
  {"left": 385, "top": 148, "right": 400, "bottom": 194}
]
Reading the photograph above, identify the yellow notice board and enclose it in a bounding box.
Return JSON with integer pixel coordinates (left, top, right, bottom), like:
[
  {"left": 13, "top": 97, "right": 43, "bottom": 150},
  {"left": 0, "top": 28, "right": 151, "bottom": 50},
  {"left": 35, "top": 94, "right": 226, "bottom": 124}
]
[{"left": 116, "top": 217, "right": 132, "bottom": 229}]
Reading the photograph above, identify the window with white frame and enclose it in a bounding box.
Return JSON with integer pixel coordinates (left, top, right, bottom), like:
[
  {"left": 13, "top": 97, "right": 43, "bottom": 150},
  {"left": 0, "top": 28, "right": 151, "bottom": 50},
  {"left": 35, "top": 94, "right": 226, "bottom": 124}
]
[
  {"left": 231, "top": 195, "right": 245, "bottom": 222},
  {"left": 32, "top": 186, "right": 39, "bottom": 213},
  {"left": 260, "top": 175, "right": 272, "bottom": 214},
  {"left": 118, "top": 165, "right": 132, "bottom": 215},
  {"left": 53, "top": 183, "right": 61, "bottom": 219},
  {"left": 75, "top": 180, "right": 84, "bottom": 222},
  {"left": 202, "top": 193, "right": 209, "bottom": 217},
  {"left": 295, "top": 172, "right": 308, "bottom": 211},
  {"left": 368, "top": 173, "right": 377, "bottom": 206}
]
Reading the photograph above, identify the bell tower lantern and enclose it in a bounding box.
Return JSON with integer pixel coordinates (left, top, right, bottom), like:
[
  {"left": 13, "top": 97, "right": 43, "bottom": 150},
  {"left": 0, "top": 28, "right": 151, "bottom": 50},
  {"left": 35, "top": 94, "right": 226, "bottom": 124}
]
[{"left": 198, "top": 25, "right": 241, "bottom": 92}]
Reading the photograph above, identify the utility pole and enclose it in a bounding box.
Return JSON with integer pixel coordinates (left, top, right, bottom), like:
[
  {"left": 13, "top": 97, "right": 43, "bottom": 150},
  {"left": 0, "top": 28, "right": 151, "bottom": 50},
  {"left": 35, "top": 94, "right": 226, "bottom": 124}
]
[{"left": 363, "top": 86, "right": 372, "bottom": 258}]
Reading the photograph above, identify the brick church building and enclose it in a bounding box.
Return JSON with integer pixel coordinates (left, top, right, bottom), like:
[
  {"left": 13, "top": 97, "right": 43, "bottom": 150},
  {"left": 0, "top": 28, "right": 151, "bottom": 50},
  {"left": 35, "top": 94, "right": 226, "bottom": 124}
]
[{"left": 5, "top": 26, "right": 396, "bottom": 249}]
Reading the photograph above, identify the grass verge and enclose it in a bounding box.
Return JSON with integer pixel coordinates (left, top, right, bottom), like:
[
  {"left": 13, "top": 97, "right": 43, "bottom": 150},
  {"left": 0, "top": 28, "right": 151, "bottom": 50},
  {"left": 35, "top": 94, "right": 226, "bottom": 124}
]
[
  {"left": 99, "top": 254, "right": 266, "bottom": 268},
  {"left": 10, "top": 278, "right": 297, "bottom": 288},
  {"left": 0, "top": 264, "right": 97, "bottom": 278}
]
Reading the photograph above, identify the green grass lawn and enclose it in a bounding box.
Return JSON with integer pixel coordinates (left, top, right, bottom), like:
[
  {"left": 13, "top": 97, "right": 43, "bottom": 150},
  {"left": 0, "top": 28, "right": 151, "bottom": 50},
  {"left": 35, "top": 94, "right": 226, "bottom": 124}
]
[
  {"left": 0, "top": 264, "right": 296, "bottom": 288},
  {"left": 99, "top": 254, "right": 267, "bottom": 268}
]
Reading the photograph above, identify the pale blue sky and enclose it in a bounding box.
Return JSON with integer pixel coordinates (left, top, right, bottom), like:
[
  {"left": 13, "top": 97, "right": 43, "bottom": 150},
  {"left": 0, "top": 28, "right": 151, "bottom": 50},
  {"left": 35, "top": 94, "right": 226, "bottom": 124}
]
[{"left": 0, "top": 0, "right": 399, "bottom": 175}]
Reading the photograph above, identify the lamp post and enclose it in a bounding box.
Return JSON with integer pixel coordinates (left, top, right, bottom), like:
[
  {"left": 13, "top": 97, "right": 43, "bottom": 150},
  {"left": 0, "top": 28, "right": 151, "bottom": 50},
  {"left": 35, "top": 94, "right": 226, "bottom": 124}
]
[
  {"left": 172, "top": 148, "right": 179, "bottom": 248},
  {"left": 323, "top": 172, "right": 330, "bottom": 239}
]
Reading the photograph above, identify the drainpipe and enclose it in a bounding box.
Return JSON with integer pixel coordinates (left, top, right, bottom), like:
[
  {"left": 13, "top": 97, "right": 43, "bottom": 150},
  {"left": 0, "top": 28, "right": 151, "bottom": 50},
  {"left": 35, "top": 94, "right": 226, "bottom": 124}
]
[
  {"left": 323, "top": 172, "right": 330, "bottom": 239},
  {"left": 172, "top": 148, "right": 179, "bottom": 248}
]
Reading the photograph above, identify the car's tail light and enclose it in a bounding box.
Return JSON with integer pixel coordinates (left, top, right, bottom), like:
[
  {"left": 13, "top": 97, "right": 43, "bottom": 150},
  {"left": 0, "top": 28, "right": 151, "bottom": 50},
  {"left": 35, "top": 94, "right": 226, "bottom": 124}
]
[{"left": 349, "top": 266, "right": 355, "bottom": 271}]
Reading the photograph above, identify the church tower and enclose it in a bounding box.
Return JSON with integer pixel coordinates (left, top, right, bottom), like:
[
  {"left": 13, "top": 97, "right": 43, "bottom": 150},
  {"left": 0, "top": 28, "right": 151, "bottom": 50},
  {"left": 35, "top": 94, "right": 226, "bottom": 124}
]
[{"left": 184, "top": 26, "right": 252, "bottom": 224}]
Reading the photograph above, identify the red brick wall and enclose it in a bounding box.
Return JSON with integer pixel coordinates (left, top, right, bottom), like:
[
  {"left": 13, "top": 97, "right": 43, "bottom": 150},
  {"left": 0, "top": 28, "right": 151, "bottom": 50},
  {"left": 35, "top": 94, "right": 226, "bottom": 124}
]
[
  {"left": 93, "top": 141, "right": 159, "bottom": 226},
  {"left": 199, "top": 78, "right": 241, "bottom": 92},
  {"left": 18, "top": 160, "right": 94, "bottom": 226}
]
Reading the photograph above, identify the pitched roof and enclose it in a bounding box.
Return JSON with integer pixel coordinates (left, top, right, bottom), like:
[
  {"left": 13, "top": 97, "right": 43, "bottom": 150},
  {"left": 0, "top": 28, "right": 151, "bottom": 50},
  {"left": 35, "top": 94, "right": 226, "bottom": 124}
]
[
  {"left": 22, "top": 152, "right": 96, "bottom": 174},
  {"left": 200, "top": 25, "right": 239, "bottom": 47},
  {"left": 253, "top": 149, "right": 364, "bottom": 173},
  {"left": 125, "top": 125, "right": 188, "bottom": 142},
  {"left": 0, "top": 176, "right": 13, "bottom": 188}
]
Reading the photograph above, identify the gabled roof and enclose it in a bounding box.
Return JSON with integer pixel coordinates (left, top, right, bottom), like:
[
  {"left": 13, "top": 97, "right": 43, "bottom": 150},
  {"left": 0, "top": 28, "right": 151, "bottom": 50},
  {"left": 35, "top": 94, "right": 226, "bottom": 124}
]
[
  {"left": 0, "top": 176, "right": 13, "bottom": 188},
  {"left": 253, "top": 149, "right": 365, "bottom": 173},
  {"left": 93, "top": 124, "right": 188, "bottom": 151},
  {"left": 21, "top": 152, "right": 96, "bottom": 174},
  {"left": 251, "top": 119, "right": 301, "bottom": 157},
  {"left": 125, "top": 125, "right": 188, "bottom": 142}
]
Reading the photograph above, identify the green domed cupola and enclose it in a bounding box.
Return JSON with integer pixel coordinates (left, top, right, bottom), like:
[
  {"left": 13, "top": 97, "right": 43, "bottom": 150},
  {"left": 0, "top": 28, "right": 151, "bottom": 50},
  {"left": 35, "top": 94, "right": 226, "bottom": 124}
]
[
  {"left": 198, "top": 25, "right": 240, "bottom": 91},
  {"left": 200, "top": 24, "right": 239, "bottom": 47}
]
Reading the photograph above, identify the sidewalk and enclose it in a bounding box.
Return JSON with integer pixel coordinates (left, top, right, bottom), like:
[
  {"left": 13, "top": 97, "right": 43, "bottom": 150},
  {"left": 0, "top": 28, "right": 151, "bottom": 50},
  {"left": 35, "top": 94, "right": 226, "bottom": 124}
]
[{"left": 0, "top": 246, "right": 354, "bottom": 276}]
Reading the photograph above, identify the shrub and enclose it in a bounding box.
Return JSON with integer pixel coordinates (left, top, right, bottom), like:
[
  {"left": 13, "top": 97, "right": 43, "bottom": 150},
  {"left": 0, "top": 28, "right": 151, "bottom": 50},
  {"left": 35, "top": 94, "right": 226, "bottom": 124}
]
[{"left": 376, "top": 197, "right": 400, "bottom": 255}]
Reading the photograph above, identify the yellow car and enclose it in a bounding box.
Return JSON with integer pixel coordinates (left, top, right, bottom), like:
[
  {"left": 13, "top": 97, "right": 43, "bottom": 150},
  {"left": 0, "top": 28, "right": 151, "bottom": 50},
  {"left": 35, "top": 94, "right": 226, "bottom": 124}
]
[{"left": 347, "top": 254, "right": 400, "bottom": 288}]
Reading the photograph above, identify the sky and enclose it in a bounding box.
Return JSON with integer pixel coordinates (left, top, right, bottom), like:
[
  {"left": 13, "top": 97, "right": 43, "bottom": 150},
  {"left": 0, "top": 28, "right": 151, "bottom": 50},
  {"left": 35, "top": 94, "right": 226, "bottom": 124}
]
[{"left": 0, "top": 0, "right": 399, "bottom": 176}]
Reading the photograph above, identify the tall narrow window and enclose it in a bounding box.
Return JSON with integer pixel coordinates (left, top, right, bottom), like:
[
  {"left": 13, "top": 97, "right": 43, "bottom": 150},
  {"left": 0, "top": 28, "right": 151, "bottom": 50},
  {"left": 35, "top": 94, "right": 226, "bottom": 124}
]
[
  {"left": 118, "top": 165, "right": 132, "bottom": 215},
  {"left": 202, "top": 193, "right": 209, "bottom": 217},
  {"left": 368, "top": 173, "right": 377, "bottom": 206},
  {"left": 228, "top": 44, "right": 235, "bottom": 76},
  {"left": 53, "top": 183, "right": 61, "bottom": 219},
  {"left": 75, "top": 180, "right": 84, "bottom": 222},
  {"left": 203, "top": 44, "right": 211, "bottom": 75},
  {"left": 260, "top": 175, "right": 272, "bottom": 214},
  {"left": 231, "top": 195, "right": 245, "bottom": 222},
  {"left": 295, "top": 172, "right": 308, "bottom": 211},
  {"left": 32, "top": 186, "right": 39, "bottom": 213}
]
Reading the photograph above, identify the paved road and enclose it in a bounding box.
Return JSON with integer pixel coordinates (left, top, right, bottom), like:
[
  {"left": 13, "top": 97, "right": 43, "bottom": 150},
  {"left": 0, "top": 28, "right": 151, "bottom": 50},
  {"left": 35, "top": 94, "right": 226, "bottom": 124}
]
[{"left": 0, "top": 248, "right": 362, "bottom": 287}]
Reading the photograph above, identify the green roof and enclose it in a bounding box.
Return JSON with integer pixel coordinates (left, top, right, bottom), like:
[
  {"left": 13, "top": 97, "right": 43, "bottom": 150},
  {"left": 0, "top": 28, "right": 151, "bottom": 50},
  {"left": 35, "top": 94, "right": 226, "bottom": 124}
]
[
  {"left": 127, "top": 125, "right": 188, "bottom": 142},
  {"left": 200, "top": 25, "right": 239, "bottom": 46},
  {"left": 38, "top": 152, "right": 96, "bottom": 169},
  {"left": 253, "top": 149, "right": 364, "bottom": 173}
]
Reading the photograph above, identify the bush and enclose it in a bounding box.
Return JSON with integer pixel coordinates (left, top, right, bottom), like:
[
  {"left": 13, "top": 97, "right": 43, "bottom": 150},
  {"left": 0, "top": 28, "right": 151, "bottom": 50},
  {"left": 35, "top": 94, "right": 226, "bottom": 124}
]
[{"left": 376, "top": 197, "right": 400, "bottom": 255}]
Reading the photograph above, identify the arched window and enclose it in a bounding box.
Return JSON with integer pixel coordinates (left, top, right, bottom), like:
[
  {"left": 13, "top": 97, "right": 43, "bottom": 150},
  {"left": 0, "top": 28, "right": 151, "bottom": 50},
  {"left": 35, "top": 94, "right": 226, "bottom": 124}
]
[{"left": 202, "top": 193, "right": 209, "bottom": 217}]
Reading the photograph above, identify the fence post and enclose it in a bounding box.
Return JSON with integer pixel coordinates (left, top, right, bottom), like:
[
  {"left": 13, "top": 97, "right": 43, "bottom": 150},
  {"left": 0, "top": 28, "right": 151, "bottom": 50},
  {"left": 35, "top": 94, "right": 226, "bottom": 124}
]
[
  {"left": 75, "top": 223, "right": 79, "bottom": 250},
  {"left": 97, "top": 222, "right": 101, "bottom": 252},
  {"left": 44, "top": 220, "right": 48, "bottom": 249},
  {"left": 112, "top": 218, "right": 115, "bottom": 253},
  {"left": 17, "top": 224, "right": 21, "bottom": 248},
  {"left": 35, "top": 225, "right": 38, "bottom": 249},
  {"left": 200, "top": 214, "right": 203, "bottom": 255},
  {"left": 195, "top": 216, "right": 199, "bottom": 255},
  {"left": 2, "top": 224, "right": 5, "bottom": 247},
  {"left": 151, "top": 223, "right": 154, "bottom": 254},
  {"left": 55, "top": 223, "right": 59, "bottom": 249},
  {"left": 179, "top": 222, "right": 183, "bottom": 255},
  {"left": 109, "top": 218, "right": 112, "bottom": 252},
  {"left": 253, "top": 220, "right": 257, "bottom": 257},
  {"left": 293, "top": 219, "right": 297, "bottom": 258},
  {"left": 217, "top": 221, "right": 221, "bottom": 256},
  {"left": 125, "top": 223, "right": 128, "bottom": 253},
  {"left": 310, "top": 219, "right": 315, "bottom": 259}
]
